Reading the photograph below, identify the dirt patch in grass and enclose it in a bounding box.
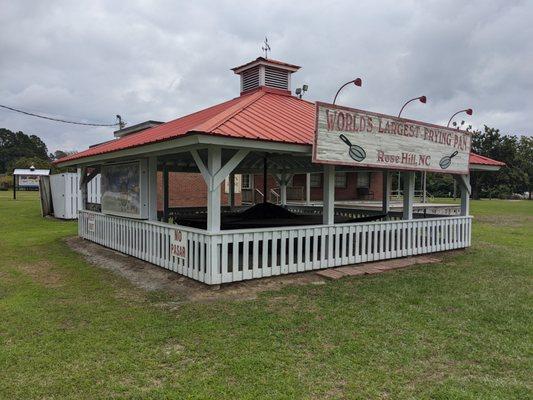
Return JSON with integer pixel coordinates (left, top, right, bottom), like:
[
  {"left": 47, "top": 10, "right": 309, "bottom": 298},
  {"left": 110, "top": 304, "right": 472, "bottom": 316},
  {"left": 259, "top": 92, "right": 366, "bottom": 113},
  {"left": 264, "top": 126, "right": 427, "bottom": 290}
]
[
  {"left": 66, "top": 237, "right": 325, "bottom": 303},
  {"left": 476, "top": 214, "right": 533, "bottom": 227},
  {"left": 16, "top": 260, "right": 64, "bottom": 288},
  {"left": 161, "top": 340, "right": 186, "bottom": 356}
]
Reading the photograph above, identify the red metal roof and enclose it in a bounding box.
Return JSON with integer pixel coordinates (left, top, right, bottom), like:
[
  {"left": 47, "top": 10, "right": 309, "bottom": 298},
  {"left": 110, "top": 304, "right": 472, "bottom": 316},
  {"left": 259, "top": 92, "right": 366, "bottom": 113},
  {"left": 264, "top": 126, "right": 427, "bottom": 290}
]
[
  {"left": 56, "top": 86, "right": 504, "bottom": 168},
  {"left": 469, "top": 152, "right": 506, "bottom": 166},
  {"left": 56, "top": 87, "right": 314, "bottom": 164}
]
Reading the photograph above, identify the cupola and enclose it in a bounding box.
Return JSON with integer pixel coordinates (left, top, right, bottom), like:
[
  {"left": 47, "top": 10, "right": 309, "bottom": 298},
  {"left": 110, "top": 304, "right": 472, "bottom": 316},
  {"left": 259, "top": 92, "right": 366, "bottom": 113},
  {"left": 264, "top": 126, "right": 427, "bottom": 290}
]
[{"left": 231, "top": 57, "right": 300, "bottom": 95}]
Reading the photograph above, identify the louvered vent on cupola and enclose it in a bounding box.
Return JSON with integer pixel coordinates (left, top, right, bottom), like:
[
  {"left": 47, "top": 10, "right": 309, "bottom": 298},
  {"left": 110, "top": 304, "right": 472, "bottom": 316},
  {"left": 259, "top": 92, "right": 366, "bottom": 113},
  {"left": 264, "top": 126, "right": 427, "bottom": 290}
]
[
  {"left": 264, "top": 66, "right": 289, "bottom": 90},
  {"left": 241, "top": 66, "right": 260, "bottom": 92},
  {"left": 232, "top": 57, "right": 301, "bottom": 94}
]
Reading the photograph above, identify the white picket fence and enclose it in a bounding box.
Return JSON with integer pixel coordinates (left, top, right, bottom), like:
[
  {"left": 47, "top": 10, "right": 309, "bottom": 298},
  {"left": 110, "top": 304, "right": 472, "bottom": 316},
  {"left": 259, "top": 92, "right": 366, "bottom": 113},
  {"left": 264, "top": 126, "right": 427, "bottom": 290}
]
[
  {"left": 79, "top": 210, "right": 472, "bottom": 285},
  {"left": 50, "top": 173, "right": 101, "bottom": 219}
]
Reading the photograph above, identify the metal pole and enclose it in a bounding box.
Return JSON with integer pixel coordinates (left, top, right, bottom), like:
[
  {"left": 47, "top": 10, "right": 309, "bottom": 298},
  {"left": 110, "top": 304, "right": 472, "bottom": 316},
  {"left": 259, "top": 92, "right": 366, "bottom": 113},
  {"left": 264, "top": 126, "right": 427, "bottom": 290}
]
[
  {"left": 398, "top": 96, "right": 426, "bottom": 118},
  {"left": 382, "top": 171, "right": 390, "bottom": 214},
  {"left": 229, "top": 173, "right": 235, "bottom": 208},
  {"left": 397, "top": 172, "right": 401, "bottom": 198},
  {"left": 422, "top": 171, "right": 427, "bottom": 203},
  {"left": 333, "top": 78, "right": 362, "bottom": 105},
  {"left": 305, "top": 173, "right": 311, "bottom": 205},
  {"left": 163, "top": 165, "right": 169, "bottom": 222},
  {"left": 13, "top": 174, "right": 16, "bottom": 200},
  {"left": 263, "top": 154, "right": 268, "bottom": 204}
]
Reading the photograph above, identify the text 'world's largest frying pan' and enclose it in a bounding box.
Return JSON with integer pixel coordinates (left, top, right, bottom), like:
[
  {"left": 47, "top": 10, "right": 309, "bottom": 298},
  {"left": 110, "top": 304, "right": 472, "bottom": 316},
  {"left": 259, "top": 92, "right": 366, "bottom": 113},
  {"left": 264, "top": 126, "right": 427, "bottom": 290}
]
[{"left": 339, "top": 134, "right": 366, "bottom": 162}]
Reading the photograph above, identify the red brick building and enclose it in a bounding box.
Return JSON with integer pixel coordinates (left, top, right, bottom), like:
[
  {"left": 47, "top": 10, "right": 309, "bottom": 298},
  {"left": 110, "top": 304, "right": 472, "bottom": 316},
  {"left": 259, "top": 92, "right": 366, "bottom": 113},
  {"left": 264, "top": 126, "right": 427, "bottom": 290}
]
[
  {"left": 156, "top": 155, "right": 501, "bottom": 209},
  {"left": 156, "top": 172, "right": 242, "bottom": 208},
  {"left": 154, "top": 169, "right": 384, "bottom": 209}
]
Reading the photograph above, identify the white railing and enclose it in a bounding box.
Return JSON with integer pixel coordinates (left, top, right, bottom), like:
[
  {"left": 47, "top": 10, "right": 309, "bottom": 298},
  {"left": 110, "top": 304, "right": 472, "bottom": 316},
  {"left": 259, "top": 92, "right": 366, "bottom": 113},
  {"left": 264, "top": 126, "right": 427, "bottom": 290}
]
[
  {"left": 79, "top": 211, "right": 213, "bottom": 283},
  {"left": 79, "top": 210, "right": 472, "bottom": 285}
]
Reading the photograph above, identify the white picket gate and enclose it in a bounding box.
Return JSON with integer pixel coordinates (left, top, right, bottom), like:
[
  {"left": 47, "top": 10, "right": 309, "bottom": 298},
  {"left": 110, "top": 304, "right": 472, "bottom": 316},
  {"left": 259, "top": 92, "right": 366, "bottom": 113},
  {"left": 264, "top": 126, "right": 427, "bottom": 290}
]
[{"left": 79, "top": 210, "right": 472, "bottom": 285}]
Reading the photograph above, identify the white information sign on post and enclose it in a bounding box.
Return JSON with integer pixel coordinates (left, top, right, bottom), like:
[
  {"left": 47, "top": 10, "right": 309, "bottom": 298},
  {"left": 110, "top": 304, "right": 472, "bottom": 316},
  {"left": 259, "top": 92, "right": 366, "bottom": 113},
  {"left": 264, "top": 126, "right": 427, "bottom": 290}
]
[
  {"left": 170, "top": 229, "right": 187, "bottom": 263},
  {"left": 313, "top": 102, "right": 472, "bottom": 174},
  {"left": 87, "top": 214, "right": 96, "bottom": 233}
]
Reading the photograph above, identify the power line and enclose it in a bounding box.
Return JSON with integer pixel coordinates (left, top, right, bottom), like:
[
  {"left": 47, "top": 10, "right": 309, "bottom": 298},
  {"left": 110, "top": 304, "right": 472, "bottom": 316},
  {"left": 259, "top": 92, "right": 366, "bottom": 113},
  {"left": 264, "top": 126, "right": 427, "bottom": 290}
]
[{"left": 0, "top": 104, "right": 124, "bottom": 127}]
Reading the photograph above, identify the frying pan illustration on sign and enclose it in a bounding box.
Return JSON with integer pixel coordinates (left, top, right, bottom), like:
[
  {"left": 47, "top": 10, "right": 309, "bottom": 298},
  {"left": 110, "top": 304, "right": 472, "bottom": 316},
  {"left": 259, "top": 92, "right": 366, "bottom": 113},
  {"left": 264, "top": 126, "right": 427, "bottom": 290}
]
[
  {"left": 339, "top": 134, "right": 366, "bottom": 162},
  {"left": 439, "top": 150, "right": 459, "bottom": 169}
]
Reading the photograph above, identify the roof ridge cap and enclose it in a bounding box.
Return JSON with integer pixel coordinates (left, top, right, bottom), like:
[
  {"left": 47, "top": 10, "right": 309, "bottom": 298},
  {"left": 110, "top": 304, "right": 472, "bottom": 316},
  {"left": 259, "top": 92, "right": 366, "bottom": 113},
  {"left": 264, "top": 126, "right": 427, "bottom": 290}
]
[{"left": 193, "top": 90, "right": 266, "bottom": 133}]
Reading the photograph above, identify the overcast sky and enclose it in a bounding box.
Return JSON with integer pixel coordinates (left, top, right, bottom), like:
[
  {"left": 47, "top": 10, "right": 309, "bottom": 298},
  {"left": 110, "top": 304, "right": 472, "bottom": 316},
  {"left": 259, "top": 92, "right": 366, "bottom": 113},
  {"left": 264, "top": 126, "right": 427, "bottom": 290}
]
[{"left": 1, "top": 0, "right": 532, "bottom": 154}]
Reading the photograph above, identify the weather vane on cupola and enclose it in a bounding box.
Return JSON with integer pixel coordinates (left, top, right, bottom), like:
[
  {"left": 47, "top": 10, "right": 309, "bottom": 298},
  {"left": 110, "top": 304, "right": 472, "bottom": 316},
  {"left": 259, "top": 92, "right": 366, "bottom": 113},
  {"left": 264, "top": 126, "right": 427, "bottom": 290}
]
[{"left": 261, "top": 37, "right": 271, "bottom": 59}]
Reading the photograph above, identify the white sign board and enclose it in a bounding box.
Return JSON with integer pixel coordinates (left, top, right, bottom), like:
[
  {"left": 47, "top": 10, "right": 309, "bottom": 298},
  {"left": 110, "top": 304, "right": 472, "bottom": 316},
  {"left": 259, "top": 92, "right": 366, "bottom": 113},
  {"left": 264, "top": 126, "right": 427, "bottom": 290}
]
[
  {"left": 87, "top": 214, "right": 96, "bottom": 233},
  {"left": 170, "top": 229, "right": 187, "bottom": 263},
  {"left": 101, "top": 160, "right": 148, "bottom": 219},
  {"left": 18, "top": 176, "right": 40, "bottom": 187},
  {"left": 313, "top": 102, "right": 471, "bottom": 174}
]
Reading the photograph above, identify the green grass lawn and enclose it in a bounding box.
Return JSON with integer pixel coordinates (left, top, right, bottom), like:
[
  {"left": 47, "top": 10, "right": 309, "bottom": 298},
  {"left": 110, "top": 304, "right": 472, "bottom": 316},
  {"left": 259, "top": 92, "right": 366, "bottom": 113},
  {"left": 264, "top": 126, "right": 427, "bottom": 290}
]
[{"left": 0, "top": 191, "right": 531, "bottom": 399}]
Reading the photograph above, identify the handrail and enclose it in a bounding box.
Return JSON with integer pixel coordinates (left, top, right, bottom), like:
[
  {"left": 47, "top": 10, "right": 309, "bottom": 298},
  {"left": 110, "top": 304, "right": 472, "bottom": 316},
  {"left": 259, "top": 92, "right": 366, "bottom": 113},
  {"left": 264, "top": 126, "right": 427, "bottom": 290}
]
[
  {"left": 210, "top": 215, "right": 473, "bottom": 235},
  {"left": 270, "top": 188, "right": 280, "bottom": 203},
  {"left": 254, "top": 188, "right": 264, "bottom": 203},
  {"left": 79, "top": 209, "right": 209, "bottom": 234},
  {"left": 80, "top": 207, "right": 470, "bottom": 237}
]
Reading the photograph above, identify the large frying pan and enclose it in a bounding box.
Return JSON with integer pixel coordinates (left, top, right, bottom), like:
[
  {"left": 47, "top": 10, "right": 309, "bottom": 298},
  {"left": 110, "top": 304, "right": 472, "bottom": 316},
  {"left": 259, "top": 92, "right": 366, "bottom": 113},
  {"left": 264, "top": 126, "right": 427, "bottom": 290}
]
[
  {"left": 439, "top": 150, "right": 459, "bottom": 169},
  {"left": 339, "top": 134, "right": 366, "bottom": 162}
]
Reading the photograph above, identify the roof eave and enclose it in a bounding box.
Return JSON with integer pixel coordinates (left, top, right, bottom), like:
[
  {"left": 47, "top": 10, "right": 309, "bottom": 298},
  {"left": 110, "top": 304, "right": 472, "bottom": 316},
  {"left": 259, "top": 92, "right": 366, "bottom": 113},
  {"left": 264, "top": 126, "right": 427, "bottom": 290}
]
[
  {"left": 55, "top": 132, "right": 311, "bottom": 168},
  {"left": 232, "top": 58, "right": 300, "bottom": 74},
  {"left": 469, "top": 164, "right": 503, "bottom": 171}
]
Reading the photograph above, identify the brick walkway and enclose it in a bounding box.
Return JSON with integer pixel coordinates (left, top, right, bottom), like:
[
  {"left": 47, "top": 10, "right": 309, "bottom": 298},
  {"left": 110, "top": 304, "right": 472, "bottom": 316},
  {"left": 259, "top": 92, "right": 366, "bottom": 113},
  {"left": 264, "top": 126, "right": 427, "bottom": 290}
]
[{"left": 315, "top": 256, "right": 441, "bottom": 280}]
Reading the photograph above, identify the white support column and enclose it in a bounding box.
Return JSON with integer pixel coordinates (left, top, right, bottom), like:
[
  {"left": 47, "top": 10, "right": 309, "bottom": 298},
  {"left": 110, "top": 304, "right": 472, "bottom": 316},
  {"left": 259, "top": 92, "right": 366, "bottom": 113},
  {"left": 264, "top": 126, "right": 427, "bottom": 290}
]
[
  {"left": 207, "top": 147, "right": 222, "bottom": 232},
  {"left": 454, "top": 174, "right": 471, "bottom": 216},
  {"left": 323, "top": 165, "right": 335, "bottom": 225},
  {"left": 280, "top": 180, "right": 287, "bottom": 205},
  {"left": 382, "top": 171, "right": 391, "bottom": 214},
  {"left": 77, "top": 167, "right": 87, "bottom": 212},
  {"left": 273, "top": 173, "right": 292, "bottom": 206},
  {"left": 460, "top": 183, "right": 470, "bottom": 216},
  {"left": 306, "top": 173, "right": 311, "bottom": 205},
  {"left": 402, "top": 171, "right": 415, "bottom": 220},
  {"left": 191, "top": 147, "right": 249, "bottom": 232},
  {"left": 147, "top": 156, "right": 158, "bottom": 221}
]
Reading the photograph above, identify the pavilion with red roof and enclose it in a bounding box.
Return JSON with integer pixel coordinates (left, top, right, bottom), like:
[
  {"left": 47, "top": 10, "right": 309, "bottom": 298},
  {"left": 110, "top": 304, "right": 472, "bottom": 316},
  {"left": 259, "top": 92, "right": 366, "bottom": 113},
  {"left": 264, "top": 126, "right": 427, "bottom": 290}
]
[{"left": 56, "top": 57, "right": 504, "bottom": 285}]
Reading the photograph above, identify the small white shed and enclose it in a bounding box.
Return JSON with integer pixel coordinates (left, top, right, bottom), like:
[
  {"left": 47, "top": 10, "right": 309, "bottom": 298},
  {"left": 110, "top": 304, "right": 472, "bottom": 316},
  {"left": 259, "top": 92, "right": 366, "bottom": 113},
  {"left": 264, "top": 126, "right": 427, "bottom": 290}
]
[{"left": 50, "top": 172, "right": 101, "bottom": 219}]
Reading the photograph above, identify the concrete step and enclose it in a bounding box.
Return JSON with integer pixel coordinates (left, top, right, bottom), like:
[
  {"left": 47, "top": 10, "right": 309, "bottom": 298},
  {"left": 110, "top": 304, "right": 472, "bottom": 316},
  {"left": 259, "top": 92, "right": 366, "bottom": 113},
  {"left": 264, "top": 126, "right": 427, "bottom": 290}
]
[{"left": 315, "top": 256, "right": 441, "bottom": 280}]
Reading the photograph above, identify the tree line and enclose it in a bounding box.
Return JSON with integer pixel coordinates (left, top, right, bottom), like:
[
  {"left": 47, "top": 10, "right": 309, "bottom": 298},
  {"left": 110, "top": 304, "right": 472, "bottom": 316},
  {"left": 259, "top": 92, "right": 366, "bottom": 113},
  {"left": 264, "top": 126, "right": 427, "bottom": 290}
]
[
  {"left": 0, "top": 128, "right": 75, "bottom": 175},
  {"left": 0, "top": 126, "right": 531, "bottom": 199},
  {"left": 426, "top": 126, "right": 532, "bottom": 199}
]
